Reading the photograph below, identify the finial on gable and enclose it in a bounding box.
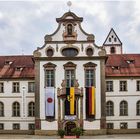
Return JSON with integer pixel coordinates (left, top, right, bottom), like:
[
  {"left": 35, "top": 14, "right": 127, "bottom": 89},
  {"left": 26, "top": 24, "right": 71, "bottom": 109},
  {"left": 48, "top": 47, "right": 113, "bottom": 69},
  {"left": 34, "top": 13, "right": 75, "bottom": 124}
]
[{"left": 67, "top": 1, "right": 72, "bottom": 11}]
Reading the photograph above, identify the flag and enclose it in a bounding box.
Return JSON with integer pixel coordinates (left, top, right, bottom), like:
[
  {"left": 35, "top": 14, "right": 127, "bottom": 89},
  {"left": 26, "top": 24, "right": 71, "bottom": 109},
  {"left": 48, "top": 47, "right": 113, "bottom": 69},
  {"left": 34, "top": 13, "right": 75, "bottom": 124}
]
[
  {"left": 65, "top": 87, "right": 75, "bottom": 115},
  {"left": 86, "top": 87, "right": 95, "bottom": 116},
  {"left": 45, "top": 87, "right": 55, "bottom": 116}
]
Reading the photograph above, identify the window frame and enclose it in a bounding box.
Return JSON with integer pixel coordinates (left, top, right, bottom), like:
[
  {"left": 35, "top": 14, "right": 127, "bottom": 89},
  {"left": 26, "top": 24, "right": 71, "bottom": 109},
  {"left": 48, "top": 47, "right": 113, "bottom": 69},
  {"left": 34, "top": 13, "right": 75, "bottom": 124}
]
[
  {"left": 106, "top": 81, "right": 113, "bottom": 92},
  {"left": 28, "top": 102, "right": 35, "bottom": 117},
  {"left": 136, "top": 81, "right": 140, "bottom": 91},
  {"left": 107, "top": 123, "right": 114, "bottom": 129},
  {"left": 136, "top": 100, "right": 140, "bottom": 115},
  {"left": 28, "top": 82, "right": 35, "bottom": 93},
  {"left": 12, "top": 82, "right": 20, "bottom": 93},
  {"left": 106, "top": 101, "right": 114, "bottom": 116},
  {"left": 0, "top": 82, "right": 4, "bottom": 93},
  {"left": 120, "top": 122, "right": 128, "bottom": 129},
  {"left": 119, "top": 81, "right": 127, "bottom": 91},
  {"left": 12, "top": 102, "right": 20, "bottom": 117},
  {"left": 28, "top": 123, "right": 35, "bottom": 130},
  {"left": 0, "top": 123, "right": 4, "bottom": 130},
  {"left": 13, "top": 123, "right": 20, "bottom": 130},
  {"left": 120, "top": 100, "right": 128, "bottom": 116},
  {"left": 0, "top": 102, "right": 4, "bottom": 117}
]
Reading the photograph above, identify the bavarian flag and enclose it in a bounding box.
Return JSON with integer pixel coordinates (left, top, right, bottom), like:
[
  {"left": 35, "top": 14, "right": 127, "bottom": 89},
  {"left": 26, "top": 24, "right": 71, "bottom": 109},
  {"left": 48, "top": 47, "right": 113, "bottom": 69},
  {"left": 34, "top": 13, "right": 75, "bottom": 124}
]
[
  {"left": 65, "top": 87, "right": 75, "bottom": 115},
  {"left": 86, "top": 86, "right": 95, "bottom": 116}
]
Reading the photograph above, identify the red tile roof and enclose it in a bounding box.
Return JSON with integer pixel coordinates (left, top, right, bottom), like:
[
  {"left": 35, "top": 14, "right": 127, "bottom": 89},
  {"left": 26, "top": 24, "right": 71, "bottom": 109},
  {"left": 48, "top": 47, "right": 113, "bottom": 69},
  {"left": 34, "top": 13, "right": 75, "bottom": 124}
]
[
  {"left": 1, "top": 54, "right": 140, "bottom": 79},
  {"left": 0, "top": 55, "right": 34, "bottom": 79},
  {"left": 106, "top": 54, "right": 140, "bottom": 77}
]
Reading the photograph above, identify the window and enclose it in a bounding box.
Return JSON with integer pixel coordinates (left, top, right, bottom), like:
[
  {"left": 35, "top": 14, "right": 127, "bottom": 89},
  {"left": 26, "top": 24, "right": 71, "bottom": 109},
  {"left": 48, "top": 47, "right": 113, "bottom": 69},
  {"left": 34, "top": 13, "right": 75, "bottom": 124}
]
[
  {"left": 110, "top": 47, "right": 115, "bottom": 54},
  {"left": 114, "top": 37, "right": 117, "bottom": 42},
  {"left": 85, "top": 70, "right": 95, "bottom": 87},
  {"left": 136, "top": 100, "right": 140, "bottom": 115},
  {"left": 106, "top": 81, "right": 113, "bottom": 92},
  {"left": 12, "top": 82, "right": 20, "bottom": 93},
  {"left": 120, "top": 101, "right": 128, "bottom": 116},
  {"left": 86, "top": 48, "right": 93, "bottom": 56},
  {"left": 109, "top": 37, "right": 111, "bottom": 42},
  {"left": 120, "top": 122, "right": 128, "bottom": 129},
  {"left": 28, "top": 82, "right": 35, "bottom": 93},
  {"left": 28, "top": 124, "right": 35, "bottom": 130},
  {"left": 67, "top": 24, "right": 73, "bottom": 35},
  {"left": 106, "top": 101, "right": 114, "bottom": 116},
  {"left": 0, "top": 123, "right": 4, "bottom": 130},
  {"left": 13, "top": 123, "right": 20, "bottom": 130},
  {"left": 137, "top": 122, "right": 140, "bottom": 128},
  {"left": 107, "top": 123, "right": 114, "bottom": 129},
  {"left": 46, "top": 49, "right": 54, "bottom": 57},
  {"left": 45, "top": 70, "right": 54, "bottom": 87},
  {"left": 65, "top": 70, "right": 75, "bottom": 87},
  {"left": 0, "top": 102, "right": 4, "bottom": 117},
  {"left": 136, "top": 81, "right": 140, "bottom": 91},
  {"left": 62, "top": 48, "right": 78, "bottom": 57},
  {"left": 28, "top": 102, "right": 35, "bottom": 117},
  {"left": 12, "top": 102, "right": 20, "bottom": 117},
  {"left": 120, "top": 81, "right": 127, "bottom": 91},
  {"left": 0, "top": 83, "right": 4, "bottom": 93}
]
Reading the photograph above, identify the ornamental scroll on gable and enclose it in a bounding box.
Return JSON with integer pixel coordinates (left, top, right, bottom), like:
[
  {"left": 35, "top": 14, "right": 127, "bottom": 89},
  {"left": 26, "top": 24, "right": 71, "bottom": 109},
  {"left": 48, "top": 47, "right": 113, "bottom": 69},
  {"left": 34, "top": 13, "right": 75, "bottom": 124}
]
[{"left": 44, "top": 11, "right": 95, "bottom": 43}]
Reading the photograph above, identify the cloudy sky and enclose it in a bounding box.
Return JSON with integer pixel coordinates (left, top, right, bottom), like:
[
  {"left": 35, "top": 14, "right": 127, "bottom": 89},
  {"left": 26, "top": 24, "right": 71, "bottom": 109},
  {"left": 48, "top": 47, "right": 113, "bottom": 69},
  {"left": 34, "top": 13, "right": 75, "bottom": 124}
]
[{"left": 0, "top": 0, "right": 140, "bottom": 55}]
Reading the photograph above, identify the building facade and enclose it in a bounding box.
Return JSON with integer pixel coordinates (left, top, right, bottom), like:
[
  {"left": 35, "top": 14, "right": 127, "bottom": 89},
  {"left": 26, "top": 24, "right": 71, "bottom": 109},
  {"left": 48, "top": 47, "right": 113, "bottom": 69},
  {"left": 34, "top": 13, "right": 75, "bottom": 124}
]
[{"left": 0, "top": 11, "right": 140, "bottom": 135}]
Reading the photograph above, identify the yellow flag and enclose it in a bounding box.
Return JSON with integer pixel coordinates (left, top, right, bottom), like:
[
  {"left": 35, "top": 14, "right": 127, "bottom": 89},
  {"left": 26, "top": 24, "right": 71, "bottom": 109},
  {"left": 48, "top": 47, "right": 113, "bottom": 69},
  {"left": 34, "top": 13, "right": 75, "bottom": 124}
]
[
  {"left": 91, "top": 87, "right": 95, "bottom": 115},
  {"left": 70, "top": 87, "right": 75, "bottom": 115}
]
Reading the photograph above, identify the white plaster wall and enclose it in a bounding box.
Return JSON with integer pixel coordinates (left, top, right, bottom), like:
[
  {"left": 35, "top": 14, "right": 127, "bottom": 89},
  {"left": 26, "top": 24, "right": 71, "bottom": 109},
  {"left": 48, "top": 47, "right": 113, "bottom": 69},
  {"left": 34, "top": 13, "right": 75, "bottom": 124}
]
[
  {"left": 104, "top": 30, "right": 121, "bottom": 45},
  {"left": 106, "top": 78, "right": 140, "bottom": 129},
  {"left": 0, "top": 80, "right": 35, "bottom": 130},
  {"left": 104, "top": 45, "right": 122, "bottom": 54},
  {"left": 39, "top": 43, "right": 101, "bottom": 58},
  {"left": 39, "top": 60, "right": 101, "bottom": 130},
  {"left": 41, "top": 121, "right": 58, "bottom": 130},
  {"left": 51, "top": 24, "right": 88, "bottom": 41},
  {"left": 84, "top": 120, "right": 100, "bottom": 129}
]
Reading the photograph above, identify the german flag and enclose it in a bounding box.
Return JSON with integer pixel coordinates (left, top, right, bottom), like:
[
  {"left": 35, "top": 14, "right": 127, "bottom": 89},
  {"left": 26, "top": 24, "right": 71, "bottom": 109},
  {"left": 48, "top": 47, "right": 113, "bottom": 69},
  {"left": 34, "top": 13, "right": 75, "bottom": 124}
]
[
  {"left": 65, "top": 87, "right": 75, "bottom": 115},
  {"left": 86, "top": 87, "right": 95, "bottom": 116}
]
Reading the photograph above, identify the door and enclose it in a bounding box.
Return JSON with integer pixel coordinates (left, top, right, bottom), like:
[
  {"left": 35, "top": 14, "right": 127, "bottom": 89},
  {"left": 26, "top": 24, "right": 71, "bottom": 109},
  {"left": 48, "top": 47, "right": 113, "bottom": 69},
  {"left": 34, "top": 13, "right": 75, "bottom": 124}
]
[{"left": 65, "top": 122, "right": 76, "bottom": 136}]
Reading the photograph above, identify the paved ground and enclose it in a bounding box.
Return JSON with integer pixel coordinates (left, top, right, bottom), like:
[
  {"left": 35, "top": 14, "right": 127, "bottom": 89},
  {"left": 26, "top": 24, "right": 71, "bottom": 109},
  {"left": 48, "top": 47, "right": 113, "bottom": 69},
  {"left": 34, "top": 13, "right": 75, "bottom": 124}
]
[{"left": 0, "top": 134, "right": 140, "bottom": 139}]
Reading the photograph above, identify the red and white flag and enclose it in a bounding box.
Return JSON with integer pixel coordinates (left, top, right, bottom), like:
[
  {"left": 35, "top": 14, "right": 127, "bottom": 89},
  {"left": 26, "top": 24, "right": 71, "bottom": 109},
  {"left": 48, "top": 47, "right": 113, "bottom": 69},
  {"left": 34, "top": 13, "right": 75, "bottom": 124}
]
[{"left": 45, "top": 87, "right": 55, "bottom": 116}]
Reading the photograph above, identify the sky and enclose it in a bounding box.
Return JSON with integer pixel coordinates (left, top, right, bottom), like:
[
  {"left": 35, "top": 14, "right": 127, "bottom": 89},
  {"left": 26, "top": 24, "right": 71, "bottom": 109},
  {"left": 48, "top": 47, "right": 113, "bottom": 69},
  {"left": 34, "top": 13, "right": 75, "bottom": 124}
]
[{"left": 0, "top": 0, "right": 140, "bottom": 55}]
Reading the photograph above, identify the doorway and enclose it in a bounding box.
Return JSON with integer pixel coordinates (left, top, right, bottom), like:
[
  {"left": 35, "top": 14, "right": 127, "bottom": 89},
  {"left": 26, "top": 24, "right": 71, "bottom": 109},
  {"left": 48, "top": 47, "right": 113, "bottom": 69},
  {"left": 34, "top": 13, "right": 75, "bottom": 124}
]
[{"left": 65, "top": 121, "right": 76, "bottom": 136}]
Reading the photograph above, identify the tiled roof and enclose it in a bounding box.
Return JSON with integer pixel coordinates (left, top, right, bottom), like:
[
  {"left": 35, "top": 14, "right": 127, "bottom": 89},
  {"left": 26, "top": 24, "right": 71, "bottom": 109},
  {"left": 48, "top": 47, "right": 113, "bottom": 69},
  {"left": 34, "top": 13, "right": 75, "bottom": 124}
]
[
  {"left": 106, "top": 54, "right": 140, "bottom": 77},
  {"left": 0, "top": 55, "right": 34, "bottom": 79},
  {"left": 1, "top": 54, "right": 140, "bottom": 79}
]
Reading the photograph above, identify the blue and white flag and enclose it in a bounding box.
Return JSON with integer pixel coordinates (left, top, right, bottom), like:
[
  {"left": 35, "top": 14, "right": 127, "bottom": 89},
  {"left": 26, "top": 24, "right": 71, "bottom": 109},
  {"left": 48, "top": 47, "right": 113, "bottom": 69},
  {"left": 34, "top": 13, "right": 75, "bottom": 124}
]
[{"left": 45, "top": 87, "right": 55, "bottom": 116}]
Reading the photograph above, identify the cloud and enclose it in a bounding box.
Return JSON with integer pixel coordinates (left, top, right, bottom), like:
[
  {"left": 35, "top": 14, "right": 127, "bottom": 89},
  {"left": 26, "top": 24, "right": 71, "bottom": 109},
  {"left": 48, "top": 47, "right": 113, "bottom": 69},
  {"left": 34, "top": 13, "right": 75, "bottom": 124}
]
[{"left": 0, "top": 1, "right": 139, "bottom": 55}]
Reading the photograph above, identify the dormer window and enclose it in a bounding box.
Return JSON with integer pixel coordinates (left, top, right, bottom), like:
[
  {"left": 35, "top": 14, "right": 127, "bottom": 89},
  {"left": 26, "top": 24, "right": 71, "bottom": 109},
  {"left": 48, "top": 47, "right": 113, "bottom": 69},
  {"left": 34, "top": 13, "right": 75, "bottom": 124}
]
[
  {"left": 112, "top": 66, "right": 119, "bottom": 70},
  {"left": 15, "top": 67, "right": 23, "bottom": 71},
  {"left": 67, "top": 24, "right": 73, "bottom": 36},
  {"left": 126, "top": 60, "right": 135, "bottom": 64},
  {"left": 5, "top": 61, "right": 12, "bottom": 65}
]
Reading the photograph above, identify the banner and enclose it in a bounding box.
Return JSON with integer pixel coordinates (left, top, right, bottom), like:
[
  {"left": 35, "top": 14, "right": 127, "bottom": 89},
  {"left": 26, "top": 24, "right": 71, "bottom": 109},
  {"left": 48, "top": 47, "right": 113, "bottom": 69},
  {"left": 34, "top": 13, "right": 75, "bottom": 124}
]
[
  {"left": 65, "top": 87, "right": 75, "bottom": 115},
  {"left": 45, "top": 87, "right": 55, "bottom": 116},
  {"left": 86, "top": 87, "right": 95, "bottom": 116}
]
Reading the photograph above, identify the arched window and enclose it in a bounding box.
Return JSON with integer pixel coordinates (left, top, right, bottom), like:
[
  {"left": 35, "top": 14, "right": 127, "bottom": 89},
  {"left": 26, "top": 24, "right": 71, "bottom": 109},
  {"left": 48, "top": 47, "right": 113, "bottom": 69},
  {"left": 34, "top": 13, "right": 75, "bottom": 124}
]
[
  {"left": 120, "top": 101, "right": 128, "bottom": 116},
  {"left": 110, "top": 47, "right": 115, "bottom": 54},
  {"left": 28, "top": 102, "right": 35, "bottom": 117},
  {"left": 12, "top": 102, "right": 20, "bottom": 117},
  {"left": 106, "top": 101, "right": 114, "bottom": 116},
  {"left": 67, "top": 24, "right": 73, "bottom": 35},
  {"left": 136, "top": 100, "right": 140, "bottom": 115},
  {"left": 0, "top": 102, "right": 4, "bottom": 116}
]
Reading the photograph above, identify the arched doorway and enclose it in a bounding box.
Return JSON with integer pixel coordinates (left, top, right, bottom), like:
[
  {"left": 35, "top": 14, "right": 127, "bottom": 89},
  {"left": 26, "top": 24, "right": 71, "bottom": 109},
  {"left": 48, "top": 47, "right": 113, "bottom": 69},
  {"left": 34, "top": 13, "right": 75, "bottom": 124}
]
[{"left": 65, "top": 121, "right": 76, "bottom": 136}]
